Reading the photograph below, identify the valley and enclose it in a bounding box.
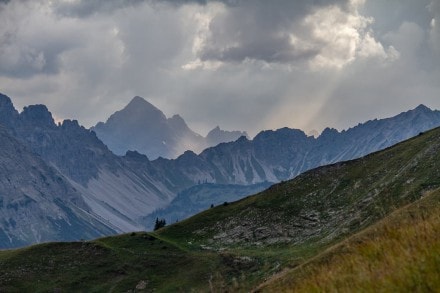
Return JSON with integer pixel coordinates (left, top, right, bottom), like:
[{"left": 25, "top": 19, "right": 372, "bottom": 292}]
[{"left": 0, "top": 126, "right": 439, "bottom": 291}]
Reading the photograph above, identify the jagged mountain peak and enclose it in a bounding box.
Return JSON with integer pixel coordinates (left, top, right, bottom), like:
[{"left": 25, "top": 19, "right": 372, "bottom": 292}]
[
  {"left": 126, "top": 96, "right": 161, "bottom": 112},
  {"left": 395, "top": 104, "right": 434, "bottom": 119},
  {"left": 236, "top": 135, "right": 250, "bottom": 143},
  {"left": 168, "top": 114, "right": 193, "bottom": 131},
  {"left": 130, "top": 95, "right": 147, "bottom": 103},
  {"left": 254, "top": 127, "right": 308, "bottom": 142},
  {"left": 111, "top": 96, "right": 167, "bottom": 124},
  {"left": 206, "top": 125, "right": 223, "bottom": 136},
  {"left": 414, "top": 104, "right": 431, "bottom": 112},
  {"left": 20, "top": 104, "right": 56, "bottom": 128},
  {"left": 206, "top": 126, "right": 249, "bottom": 147},
  {"left": 92, "top": 96, "right": 198, "bottom": 158},
  {"left": 319, "top": 127, "right": 339, "bottom": 139},
  {"left": 60, "top": 119, "right": 84, "bottom": 132},
  {"left": 92, "top": 96, "right": 247, "bottom": 159},
  {"left": 124, "top": 150, "right": 149, "bottom": 161},
  {"left": 176, "top": 150, "right": 199, "bottom": 163},
  {"left": 207, "top": 125, "right": 248, "bottom": 137}
]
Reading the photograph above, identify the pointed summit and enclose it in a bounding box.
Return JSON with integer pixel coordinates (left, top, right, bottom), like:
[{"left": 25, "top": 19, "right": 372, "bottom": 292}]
[
  {"left": 413, "top": 104, "right": 431, "bottom": 113},
  {"left": 318, "top": 127, "right": 339, "bottom": 140},
  {"left": 130, "top": 95, "right": 146, "bottom": 104},
  {"left": 127, "top": 96, "right": 156, "bottom": 109},
  {"left": 92, "top": 96, "right": 247, "bottom": 159},
  {"left": 117, "top": 96, "right": 166, "bottom": 122}
]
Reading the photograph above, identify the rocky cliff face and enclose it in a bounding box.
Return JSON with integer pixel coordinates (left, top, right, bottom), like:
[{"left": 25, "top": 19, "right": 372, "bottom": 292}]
[
  {"left": 92, "top": 96, "right": 247, "bottom": 159},
  {"left": 0, "top": 125, "right": 115, "bottom": 248}
]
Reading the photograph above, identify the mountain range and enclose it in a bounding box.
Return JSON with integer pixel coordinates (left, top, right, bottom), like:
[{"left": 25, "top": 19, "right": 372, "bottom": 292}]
[
  {"left": 1, "top": 91, "right": 440, "bottom": 247},
  {"left": 0, "top": 93, "right": 178, "bottom": 246},
  {"left": 1, "top": 122, "right": 439, "bottom": 291},
  {"left": 92, "top": 96, "right": 248, "bottom": 159}
]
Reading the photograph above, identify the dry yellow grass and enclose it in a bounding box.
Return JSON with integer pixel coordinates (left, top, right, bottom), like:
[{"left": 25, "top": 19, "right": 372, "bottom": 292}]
[{"left": 259, "top": 189, "right": 440, "bottom": 292}]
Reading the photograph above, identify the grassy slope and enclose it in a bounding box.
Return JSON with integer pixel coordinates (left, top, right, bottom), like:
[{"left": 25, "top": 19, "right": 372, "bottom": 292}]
[
  {"left": 259, "top": 188, "right": 440, "bottom": 292},
  {"left": 0, "top": 232, "right": 234, "bottom": 292},
  {"left": 0, "top": 128, "right": 440, "bottom": 291}
]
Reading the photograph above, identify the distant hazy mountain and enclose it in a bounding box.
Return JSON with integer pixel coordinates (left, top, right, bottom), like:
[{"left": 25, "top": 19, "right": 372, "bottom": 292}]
[
  {"left": 206, "top": 126, "right": 248, "bottom": 147},
  {"left": 92, "top": 96, "right": 247, "bottom": 159}
]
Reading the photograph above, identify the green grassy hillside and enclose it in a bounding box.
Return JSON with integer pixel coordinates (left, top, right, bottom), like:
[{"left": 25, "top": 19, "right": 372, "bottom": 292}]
[
  {"left": 1, "top": 128, "right": 440, "bottom": 291},
  {"left": 0, "top": 232, "right": 238, "bottom": 292}
]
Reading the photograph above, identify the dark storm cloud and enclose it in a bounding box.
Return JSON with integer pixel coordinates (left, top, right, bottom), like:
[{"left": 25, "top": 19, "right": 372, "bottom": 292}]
[
  {"left": 194, "top": 0, "right": 354, "bottom": 64},
  {"left": 0, "top": 0, "right": 439, "bottom": 137},
  {"left": 45, "top": 0, "right": 359, "bottom": 67},
  {"left": 199, "top": 31, "right": 320, "bottom": 64},
  {"left": 0, "top": 0, "right": 353, "bottom": 81}
]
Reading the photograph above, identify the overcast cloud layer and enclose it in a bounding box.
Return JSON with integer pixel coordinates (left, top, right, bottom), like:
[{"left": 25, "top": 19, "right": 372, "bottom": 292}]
[{"left": 0, "top": 0, "right": 439, "bottom": 136}]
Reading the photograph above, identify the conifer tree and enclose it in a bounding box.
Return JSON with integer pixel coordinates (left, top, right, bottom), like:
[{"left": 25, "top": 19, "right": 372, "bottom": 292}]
[{"left": 154, "top": 217, "right": 166, "bottom": 231}]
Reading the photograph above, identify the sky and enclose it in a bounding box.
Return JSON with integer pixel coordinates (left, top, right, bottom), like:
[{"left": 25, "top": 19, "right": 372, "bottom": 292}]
[{"left": 0, "top": 0, "right": 439, "bottom": 137}]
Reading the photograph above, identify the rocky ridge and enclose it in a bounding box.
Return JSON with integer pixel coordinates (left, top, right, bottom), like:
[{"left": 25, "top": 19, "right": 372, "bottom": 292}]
[{"left": 151, "top": 104, "right": 440, "bottom": 186}]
